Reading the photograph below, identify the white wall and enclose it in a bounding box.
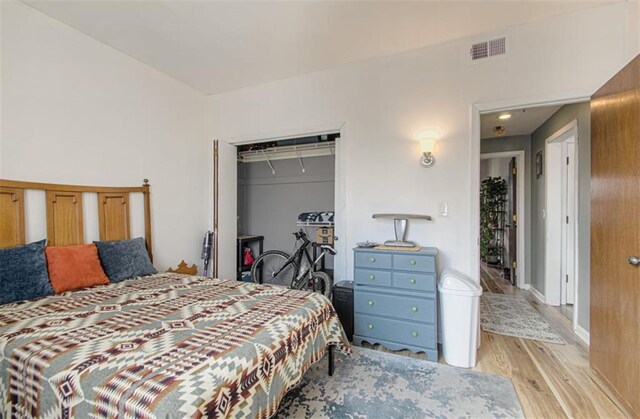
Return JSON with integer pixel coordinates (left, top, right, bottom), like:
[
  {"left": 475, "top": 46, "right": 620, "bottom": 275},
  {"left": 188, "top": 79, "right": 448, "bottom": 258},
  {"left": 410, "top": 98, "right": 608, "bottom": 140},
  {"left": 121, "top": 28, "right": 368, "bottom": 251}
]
[
  {"left": 207, "top": 3, "right": 639, "bottom": 283},
  {"left": 480, "top": 158, "right": 511, "bottom": 182},
  {"left": 0, "top": 1, "right": 208, "bottom": 271}
]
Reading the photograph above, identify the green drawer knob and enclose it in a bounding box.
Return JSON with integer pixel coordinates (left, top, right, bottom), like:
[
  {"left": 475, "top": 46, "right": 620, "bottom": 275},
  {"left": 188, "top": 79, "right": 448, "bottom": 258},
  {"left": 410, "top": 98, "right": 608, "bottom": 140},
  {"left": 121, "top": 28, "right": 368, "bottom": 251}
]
[
  {"left": 411, "top": 306, "right": 418, "bottom": 312},
  {"left": 370, "top": 257, "right": 376, "bottom": 263},
  {"left": 410, "top": 259, "right": 417, "bottom": 265},
  {"left": 369, "top": 274, "right": 375, "bottom": 280},
  {"left": 368, "top": 324, "right": 374, "bottom": 329},
  {"left": 411, "top": 331, "right": 418, "bottom": 337},
  {"left": 410, "top": 278, "right": 417, "bottom": 285},
  {"left": 368, "top": 300, "right": 374, "bottom": 306}
]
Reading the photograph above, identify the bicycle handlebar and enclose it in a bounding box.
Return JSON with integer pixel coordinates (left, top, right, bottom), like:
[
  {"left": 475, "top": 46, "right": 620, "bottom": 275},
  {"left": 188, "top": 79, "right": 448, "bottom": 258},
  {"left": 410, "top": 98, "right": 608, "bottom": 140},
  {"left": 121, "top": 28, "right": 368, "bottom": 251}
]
[{"left": 293, "top": 229, "right": 308, "bottom": 240}]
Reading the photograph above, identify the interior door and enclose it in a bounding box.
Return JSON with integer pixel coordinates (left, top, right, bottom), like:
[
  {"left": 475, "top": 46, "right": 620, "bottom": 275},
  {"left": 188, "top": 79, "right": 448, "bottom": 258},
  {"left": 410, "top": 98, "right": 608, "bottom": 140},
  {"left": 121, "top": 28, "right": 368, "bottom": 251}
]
[
  {"left": 213, "top": 140, "right": 237, "bottom": 279},
  {"left": 564, "top": 141, "right": 576, "bottom": 305},
  {"left": 590, "top": 54, "right": 639, "bottom": 417},
  {"left": 507, "top": 157, "right": 517, "bottom": 284}
]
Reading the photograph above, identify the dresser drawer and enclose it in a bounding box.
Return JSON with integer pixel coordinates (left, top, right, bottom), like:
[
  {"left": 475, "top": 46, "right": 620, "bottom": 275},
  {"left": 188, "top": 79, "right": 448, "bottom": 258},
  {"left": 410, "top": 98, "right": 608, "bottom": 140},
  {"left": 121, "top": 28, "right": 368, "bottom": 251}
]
[
  {"left": 393, "top": 254, "right": 435, "bottom": 273},
  {"left": 393, "top": 272, "right": 436, "bottom": 293},
  {"left": 355, "top": 291, "right": 436, "bottom": 323},
  {"left": 355, "top": 252, "right": 392, "bottom": 269},
  {"left": 354, "top": 269, "right": 392, "bottom": 287},
  {"left": 355, "top": 314, "right": 436, "bottom": 349}
]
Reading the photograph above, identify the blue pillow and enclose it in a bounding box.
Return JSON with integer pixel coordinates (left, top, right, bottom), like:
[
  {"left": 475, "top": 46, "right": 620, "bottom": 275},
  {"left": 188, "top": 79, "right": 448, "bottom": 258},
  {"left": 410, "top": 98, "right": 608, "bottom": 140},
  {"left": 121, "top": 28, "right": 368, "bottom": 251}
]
[
  {"left": 94, "top": 237, "right": 157, "bottom": 282},
  {"left": 0, "top": 239, "right": 54, "bottom": 304}
]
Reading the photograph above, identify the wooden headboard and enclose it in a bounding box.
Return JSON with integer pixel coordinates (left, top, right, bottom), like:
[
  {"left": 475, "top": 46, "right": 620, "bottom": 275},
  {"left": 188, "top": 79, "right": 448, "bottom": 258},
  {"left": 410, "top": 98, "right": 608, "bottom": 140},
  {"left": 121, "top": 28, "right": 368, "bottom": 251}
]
[{"left": 0, "top": 179, "right": 153, "bottom": 261}]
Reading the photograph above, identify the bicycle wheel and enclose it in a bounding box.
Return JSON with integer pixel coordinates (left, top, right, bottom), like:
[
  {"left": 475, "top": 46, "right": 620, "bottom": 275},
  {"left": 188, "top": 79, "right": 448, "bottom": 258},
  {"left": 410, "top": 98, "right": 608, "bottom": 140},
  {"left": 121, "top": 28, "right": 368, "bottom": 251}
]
[
  {"left": 251, "top": 250, "right": 298, "bottom": 287},
  {"left": 310, "top": 271, "right": 333, "bottom": 298}
]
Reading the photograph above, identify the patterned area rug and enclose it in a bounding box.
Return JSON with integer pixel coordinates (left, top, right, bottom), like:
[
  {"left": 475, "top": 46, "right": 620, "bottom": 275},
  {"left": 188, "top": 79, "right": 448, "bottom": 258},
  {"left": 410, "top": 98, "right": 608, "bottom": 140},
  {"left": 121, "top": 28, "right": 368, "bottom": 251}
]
[
  {"left": 481, "top": 293, "right": 566, "bottom": 344},
  {"left": 275, "top": 346, "right": 524, "bottom": 418}
]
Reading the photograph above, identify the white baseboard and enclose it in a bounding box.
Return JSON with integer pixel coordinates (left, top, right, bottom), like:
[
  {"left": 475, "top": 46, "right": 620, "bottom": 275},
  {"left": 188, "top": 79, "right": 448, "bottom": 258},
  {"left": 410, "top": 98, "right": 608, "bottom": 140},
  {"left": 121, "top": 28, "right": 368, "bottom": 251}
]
[
  {"left": 524, "top": 284, "right": 546, "bottom": 303},
  {"left": 575, "top": 324, "right": 590, "bottom": 346}
]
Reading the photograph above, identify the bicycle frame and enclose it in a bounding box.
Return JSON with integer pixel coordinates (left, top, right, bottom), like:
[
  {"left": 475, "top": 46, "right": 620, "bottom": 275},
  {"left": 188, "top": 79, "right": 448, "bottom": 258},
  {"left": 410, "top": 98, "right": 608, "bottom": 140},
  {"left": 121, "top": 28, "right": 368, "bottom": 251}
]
[{"left": 272, "top": 232, "right": 330, "bottom": 289}]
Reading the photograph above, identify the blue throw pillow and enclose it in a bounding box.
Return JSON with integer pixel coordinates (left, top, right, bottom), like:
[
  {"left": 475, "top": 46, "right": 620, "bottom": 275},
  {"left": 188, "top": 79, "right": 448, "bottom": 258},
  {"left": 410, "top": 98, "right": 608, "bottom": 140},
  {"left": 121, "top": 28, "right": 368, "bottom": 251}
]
[
  {"left": 0, "top": 239, "right": 54, "bottom": 304},
  {"left": 94, "top": 237, "right": 157, "bottom": 283}
]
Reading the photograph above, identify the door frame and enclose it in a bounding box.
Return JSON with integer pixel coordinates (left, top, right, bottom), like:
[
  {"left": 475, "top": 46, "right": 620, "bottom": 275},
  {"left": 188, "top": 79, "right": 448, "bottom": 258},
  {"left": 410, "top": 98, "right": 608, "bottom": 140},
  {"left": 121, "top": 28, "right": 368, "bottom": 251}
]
[
  {"left": 480, "top": 151, "right": 526, "bottom": 289},
  {"left": 214, "top": 121, "right": 348, "bottom": 282},
  {"left": 544, "top": 120, "right": 579, "bottom": 315},
  {"left": 470, "top": 93, "right": 590, "bottom": 285}
]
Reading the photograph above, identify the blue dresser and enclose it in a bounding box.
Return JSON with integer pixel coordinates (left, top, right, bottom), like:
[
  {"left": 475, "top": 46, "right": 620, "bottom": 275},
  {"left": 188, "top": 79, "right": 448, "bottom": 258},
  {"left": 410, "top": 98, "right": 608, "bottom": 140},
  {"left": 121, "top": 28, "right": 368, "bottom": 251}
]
[{"left": 353, "top": 247, "right": 438, "bottom": 361}]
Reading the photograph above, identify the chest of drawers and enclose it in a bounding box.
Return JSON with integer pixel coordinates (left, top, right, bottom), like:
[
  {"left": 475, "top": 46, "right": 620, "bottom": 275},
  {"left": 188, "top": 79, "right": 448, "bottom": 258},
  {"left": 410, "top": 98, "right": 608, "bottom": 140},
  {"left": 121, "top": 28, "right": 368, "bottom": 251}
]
[{"left": 353, "top": 247, "right": 438, "bottom": 361}]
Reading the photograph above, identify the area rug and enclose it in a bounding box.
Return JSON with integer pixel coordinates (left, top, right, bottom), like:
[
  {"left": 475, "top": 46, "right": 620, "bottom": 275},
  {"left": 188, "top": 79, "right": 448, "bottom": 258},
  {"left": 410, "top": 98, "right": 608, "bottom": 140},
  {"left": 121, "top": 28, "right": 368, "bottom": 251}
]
[
  {"left": 481, "top": 293, "right": 566, "bottom": 344},
  {"left": 275, "top": 346, "right": 524, "bottom": 418}
]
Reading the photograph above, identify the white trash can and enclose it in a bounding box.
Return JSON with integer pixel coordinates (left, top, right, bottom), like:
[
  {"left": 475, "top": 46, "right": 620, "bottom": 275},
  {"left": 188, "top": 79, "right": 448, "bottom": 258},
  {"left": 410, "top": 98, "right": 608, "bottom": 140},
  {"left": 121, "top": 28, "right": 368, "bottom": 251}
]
[{"left": 438, "top": 269, "right": 482, "bottom": 368}]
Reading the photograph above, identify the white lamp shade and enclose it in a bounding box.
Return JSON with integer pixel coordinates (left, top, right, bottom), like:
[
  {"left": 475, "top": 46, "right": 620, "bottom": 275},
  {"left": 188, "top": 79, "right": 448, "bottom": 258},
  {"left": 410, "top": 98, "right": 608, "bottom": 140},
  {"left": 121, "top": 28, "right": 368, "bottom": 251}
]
[
  {"left": 417, "top": 129, "right": 439, "bottom": 153},
  {"left": 419, "top": 137, "right": 437, "bottom": 154}
]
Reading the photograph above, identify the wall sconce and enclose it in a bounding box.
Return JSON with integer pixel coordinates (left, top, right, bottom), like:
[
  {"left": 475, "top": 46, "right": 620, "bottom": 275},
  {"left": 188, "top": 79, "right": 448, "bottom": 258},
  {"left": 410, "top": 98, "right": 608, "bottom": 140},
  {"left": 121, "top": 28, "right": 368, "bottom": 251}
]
[{"left": 417, "top": 129, "right": 439, "bottom": 168}]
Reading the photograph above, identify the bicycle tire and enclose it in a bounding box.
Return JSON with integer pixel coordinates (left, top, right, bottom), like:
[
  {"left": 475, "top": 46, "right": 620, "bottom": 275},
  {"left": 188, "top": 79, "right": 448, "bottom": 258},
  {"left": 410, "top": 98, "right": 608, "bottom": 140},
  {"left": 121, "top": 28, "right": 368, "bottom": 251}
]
[
  {"left": 309, "top": 271, "right": 333, "bottom": 298},
  {"left": 250, "top": 250, "right": 298, "bottom": 287}
]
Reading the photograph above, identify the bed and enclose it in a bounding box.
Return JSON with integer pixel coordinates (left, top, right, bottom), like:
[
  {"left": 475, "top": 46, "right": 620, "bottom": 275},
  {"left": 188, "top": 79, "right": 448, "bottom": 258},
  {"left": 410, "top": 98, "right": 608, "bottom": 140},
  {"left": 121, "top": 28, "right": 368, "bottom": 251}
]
[{"left": 0, "top": 179, "right": 349, "bottom": 418}]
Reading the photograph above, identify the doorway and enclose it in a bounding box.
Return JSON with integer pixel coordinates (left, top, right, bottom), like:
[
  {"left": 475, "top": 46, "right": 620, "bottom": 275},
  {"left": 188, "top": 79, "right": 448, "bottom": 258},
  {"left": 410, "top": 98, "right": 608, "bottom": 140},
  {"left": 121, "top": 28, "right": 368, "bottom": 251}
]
[
  {"left": 544, "top": 121, "right": 578, "bottom": 308},
  {"left": 477, "top": 102, "right": 589, "bottom": 339},
  {"left": 212, "top": 124, "right": 345, "bottom": 282},
  {"left": 236, "top": 134, "right": 338, "bottom": 282},
  {"left": 480, "top": 151, "right": 525, "bottom": 288}
]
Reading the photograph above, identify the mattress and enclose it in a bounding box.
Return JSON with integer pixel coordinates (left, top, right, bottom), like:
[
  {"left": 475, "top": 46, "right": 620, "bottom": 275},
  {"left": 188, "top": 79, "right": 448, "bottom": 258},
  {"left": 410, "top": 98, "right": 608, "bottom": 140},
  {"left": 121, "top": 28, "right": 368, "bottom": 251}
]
[{"left": 0, "top": 273, "right": 349, "bottom": 418}]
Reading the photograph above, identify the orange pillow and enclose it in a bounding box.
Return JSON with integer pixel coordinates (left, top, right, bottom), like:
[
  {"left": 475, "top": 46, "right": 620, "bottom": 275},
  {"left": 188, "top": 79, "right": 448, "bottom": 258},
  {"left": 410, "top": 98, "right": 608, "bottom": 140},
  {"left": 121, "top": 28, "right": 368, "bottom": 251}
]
[{"left": 45, "top": 244, "right": 109, "bottom": 293}]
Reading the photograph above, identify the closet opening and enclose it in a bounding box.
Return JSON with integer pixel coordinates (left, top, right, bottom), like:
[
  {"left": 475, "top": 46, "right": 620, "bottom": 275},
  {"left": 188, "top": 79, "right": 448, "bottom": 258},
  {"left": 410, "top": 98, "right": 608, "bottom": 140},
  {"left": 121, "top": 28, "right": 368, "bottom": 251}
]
[{"left": 236, "top": 133, "right": 339, "bottom": 287}]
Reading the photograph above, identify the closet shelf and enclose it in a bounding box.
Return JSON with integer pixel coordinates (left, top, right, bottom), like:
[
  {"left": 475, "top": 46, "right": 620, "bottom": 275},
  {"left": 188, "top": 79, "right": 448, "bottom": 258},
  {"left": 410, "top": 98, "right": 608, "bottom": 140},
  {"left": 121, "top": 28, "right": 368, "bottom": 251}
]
[{"left": 238, "top": 142, "right": 335, "bottom": 163}]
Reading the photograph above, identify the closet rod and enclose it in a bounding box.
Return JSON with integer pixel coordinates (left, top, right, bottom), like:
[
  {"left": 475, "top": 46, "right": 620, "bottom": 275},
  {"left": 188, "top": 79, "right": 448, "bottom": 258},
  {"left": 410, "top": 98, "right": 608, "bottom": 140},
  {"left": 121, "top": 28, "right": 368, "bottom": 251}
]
[{"left": 239, "top": 142, "right": 335, "bottom": 163}]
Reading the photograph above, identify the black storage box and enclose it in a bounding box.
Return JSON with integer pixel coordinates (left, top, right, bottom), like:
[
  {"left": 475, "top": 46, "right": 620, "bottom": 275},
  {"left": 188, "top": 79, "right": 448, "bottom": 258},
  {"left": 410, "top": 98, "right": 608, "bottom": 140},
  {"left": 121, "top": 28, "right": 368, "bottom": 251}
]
[{"left": 332, "top": 281, "right": 353, "bottom": 342}]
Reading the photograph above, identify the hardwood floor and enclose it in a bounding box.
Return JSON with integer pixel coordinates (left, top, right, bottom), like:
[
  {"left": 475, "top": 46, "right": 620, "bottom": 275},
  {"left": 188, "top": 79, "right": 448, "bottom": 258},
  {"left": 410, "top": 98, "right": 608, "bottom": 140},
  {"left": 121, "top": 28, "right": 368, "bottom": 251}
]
[{"left": 362, "top": 264, "right": 627, "bottom": 418}]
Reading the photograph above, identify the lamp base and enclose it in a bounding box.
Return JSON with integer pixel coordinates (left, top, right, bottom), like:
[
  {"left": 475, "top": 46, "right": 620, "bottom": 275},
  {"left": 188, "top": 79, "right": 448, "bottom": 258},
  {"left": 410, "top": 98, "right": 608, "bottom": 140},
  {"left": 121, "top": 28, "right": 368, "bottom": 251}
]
[
  {"left": 383, "top": 240, "right": 417, "bottom": 248},
  {"left": 419, "top": 153, "right": 435, "bottom": 168}
]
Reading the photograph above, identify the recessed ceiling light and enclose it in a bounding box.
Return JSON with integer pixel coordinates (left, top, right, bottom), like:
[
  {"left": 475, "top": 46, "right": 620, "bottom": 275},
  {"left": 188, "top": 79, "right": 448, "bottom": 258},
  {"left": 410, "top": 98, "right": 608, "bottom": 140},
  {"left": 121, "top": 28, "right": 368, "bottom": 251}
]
[{"left": 498, "top": 113, "right": 512, "bottom": 120}]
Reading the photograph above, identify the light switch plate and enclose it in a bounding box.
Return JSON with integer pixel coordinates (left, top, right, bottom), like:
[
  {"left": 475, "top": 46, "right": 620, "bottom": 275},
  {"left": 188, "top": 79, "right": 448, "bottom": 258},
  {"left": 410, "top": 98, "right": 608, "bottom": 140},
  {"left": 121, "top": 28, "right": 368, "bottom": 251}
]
[{"left": 439, "top": 202, "right": 449, "bottom": 217}]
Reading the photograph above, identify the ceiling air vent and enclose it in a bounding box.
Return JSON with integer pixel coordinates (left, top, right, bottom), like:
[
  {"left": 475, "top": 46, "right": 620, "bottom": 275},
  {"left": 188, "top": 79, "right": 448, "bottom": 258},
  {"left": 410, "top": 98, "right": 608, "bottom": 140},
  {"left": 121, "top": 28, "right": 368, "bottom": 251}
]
[
  {"left": 470, "top": 41, "right": 488, "bottom": 60},
  {"left": 470, "top": 37, "right": 506, "bottom": 61},
  {"left": 489, "top": 37, "right": 506, "bottom": 57}
]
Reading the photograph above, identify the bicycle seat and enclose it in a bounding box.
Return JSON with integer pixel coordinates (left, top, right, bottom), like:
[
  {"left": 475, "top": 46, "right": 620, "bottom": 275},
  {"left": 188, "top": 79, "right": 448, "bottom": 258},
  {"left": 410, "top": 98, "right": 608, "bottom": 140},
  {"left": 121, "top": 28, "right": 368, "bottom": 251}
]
[{"left": 321, "top": 245, "right": 337, "bottom": 255}]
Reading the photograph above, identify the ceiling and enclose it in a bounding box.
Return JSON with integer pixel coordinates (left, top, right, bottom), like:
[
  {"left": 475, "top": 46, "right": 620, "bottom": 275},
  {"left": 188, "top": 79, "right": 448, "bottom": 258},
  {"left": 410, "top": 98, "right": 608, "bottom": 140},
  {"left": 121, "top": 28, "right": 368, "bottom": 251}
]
[
  {"left": 481, "top": 105, "right": 563, "bottom": 139},
  {"left": 23, "top": 1, "right": 616, "bottom": 95}
]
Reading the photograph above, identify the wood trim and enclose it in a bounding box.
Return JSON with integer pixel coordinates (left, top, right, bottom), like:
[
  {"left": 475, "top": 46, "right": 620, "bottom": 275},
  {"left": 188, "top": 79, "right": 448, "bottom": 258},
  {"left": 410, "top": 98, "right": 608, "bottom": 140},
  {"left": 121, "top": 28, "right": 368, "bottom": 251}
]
[
  {"left": 143, "top": 179, "right": 153, "bottom": 262},
  {"left": 0, "top": 179, "right": 152, "bottom": 259},
  {"left": 0, "top": 187, "right": 26, "bottom": 248},
  {"left": 98, "top": 192, "right": 130, "bottom": 242},
  {"left": 213, "top": 141, "right": 219, "bottom": 277},
  {"left": 166, "top": 260, "right": 198, "bottom": 276},
  {"left": 46, "top": 191, "right": 84, "bottom": 246},
  {"left": 0, "top": 179, "right": 146, "bottom": 193}
]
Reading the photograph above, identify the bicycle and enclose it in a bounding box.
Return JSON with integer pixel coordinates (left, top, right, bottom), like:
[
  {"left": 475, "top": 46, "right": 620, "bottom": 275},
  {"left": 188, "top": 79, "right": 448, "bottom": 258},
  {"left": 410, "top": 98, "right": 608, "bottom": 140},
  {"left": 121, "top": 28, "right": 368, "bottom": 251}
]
[{"left": 250, "top": 229, "right": 335, "bottom": 298}]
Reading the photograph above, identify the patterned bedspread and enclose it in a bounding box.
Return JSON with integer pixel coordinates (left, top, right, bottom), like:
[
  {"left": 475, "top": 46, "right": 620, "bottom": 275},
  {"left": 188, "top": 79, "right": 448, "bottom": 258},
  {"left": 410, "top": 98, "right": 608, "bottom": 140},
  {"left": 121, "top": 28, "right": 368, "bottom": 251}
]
[{"left": 0, "top": 273, "right": 349, "bottom": 418}]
